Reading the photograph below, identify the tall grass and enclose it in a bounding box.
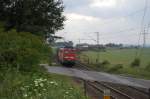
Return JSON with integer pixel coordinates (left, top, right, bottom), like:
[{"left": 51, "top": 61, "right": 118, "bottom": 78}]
[{"left": 0, "top": 69, "right": 88, "bottom": 99}]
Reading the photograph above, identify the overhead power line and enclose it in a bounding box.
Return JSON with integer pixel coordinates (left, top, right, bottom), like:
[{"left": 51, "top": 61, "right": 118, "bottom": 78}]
[
  {"left": 85, "top": 27, "right": 139, "bottom": 41},
  {"left": 136, "top": 0, "right": 149, "bottom": 58},
  {"left": 96, "top": 7, "right": 150, "bottom": 28}
]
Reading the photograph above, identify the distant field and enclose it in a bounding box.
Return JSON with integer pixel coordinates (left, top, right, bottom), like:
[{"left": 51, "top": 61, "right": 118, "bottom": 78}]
[{"left": 81, "top": 48, "right": 150, "bottom": 67}]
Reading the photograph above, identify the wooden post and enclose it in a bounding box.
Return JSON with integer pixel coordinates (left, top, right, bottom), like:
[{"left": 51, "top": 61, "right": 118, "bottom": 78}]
[
  {"left": 103, "top": 89, "right": 111, "bottom": 99},
  {"left": 83, "top": 80, "right": 87, "bottom": 97},
  {"left": 87, "top": 58, "right": 89, "bottom": 64},
  {"left": 148, "top": 88, "right": 150, "bottom": 99}
]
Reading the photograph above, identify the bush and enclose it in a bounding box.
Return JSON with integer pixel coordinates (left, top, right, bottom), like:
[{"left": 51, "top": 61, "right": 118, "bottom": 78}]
[
  {"left": 101, "top": 60, "right": 110, "bottom": 65},
  {"left": 108, "top": 64, "right": 123, "bottom": 73},
  {"left": 145, "top": 63, "right": 150, "bottom": 71},
  {"left": 0, "top": 29, "right": 51, "bottom": 72},
  {"left": 94, "top": 60, "right": 110, "bottom": 71},
  {"left": 131, "top": 58, "right": 140, "bottom": 67}
]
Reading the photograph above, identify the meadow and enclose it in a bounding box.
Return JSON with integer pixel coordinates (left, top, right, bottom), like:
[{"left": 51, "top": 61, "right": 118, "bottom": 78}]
[{"left": 81, "top": 48, "right": 150, "bottom": 67}]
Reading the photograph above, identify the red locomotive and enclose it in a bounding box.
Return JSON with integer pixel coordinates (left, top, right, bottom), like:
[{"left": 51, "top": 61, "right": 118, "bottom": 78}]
[{"left": 57, "top": 46, "right": 76, "bottom": 66}]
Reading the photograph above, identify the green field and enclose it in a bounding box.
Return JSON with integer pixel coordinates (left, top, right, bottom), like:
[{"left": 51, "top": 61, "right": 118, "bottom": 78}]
[
  {"left": 81, "top": 48, "right": 150, "bottom": 67},
  {"left": 80, "top": 48, "right": 150, "bottom": 79}
]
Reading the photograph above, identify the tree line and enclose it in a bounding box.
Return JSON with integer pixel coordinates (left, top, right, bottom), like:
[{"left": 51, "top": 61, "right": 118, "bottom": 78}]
[{"left": 0, "top": 0, "right": 65, "bottom": 38}]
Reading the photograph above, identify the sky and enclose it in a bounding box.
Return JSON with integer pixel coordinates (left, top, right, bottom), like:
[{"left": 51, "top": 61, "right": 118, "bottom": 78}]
[{"left": 56, "top": 0, "right": 150, "bottom": 45}]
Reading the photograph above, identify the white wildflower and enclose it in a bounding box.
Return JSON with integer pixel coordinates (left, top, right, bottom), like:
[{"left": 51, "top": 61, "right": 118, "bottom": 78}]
[
  {"left": 43, "top": 89, "right": 46, "bottom": 91},
  {"left": 65, "top": 91, "right": 69, "bottom": 94},
  {"left": 35, "top": 83, "right": 39, "bottom": 87},
  {"left": 20, "top": 87, "right": 25, "bottom": 90},
  {"left": 34, "top": 89, "right": 37, "bottom": 92},
  {"left": 40, "top": 83, "right": 44, "bottom": 87},
  {"left": 25, "top": 86, "right": 29, "bottom": 88},
  {"left": 54, "top": 83, "right": 58, "bottom": 86},
  {"left": 23, "top": 94, "right": 28, "bottom": 97},
  {"left": 49, "top": 81, "right": 55, "bottom": 84},
  {"left": 38, "top": 93, "right": 42, "bottom": 96}
]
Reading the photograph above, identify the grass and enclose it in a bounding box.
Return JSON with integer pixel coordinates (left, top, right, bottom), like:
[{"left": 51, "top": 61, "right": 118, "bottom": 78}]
[
  {"left": 80, "top": 48, "right": 150, "bottom": 79},
  {"left": 0, "top": 68, "right": 88, "bottom": 99},
  {"left": 81, "top": 48, "right": 150, "bottom": 67}
]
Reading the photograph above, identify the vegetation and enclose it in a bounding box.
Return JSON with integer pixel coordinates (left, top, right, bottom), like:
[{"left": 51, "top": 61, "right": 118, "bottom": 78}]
[
  {"left": 101, "top": 60, "right": 110, "bottom": 65},
  {"left": 145, "top": 63, "right": 150, "bottom": 71},
  {"left": 0, "top": 27, "right": 87, "bottom": 98},
  {"left": 80, "top": 48, "right": 150, "bottom": 79},
  {"left": 0, "top": 27, "right": 51, "bottom": 72},
  {"left": 81, "top": 48, "right": 150, "bottom": 67},
  {"left": 0, "top": 70, "right": 88, "bottom": 99},
  {"left": 107, "top": 64, "right": 123, "bottom": 73},
  {"left": 0, "top": 1, "right": 87, "bottom": 98},
  {"left": 0, "top": 17, "right": 86, "bottom": 99},
  {"left": 0, "top": 0, "right": 65, "bottom": 37},
  {"left": 130, "top": 58, "right": 140, "bottom": 67}
]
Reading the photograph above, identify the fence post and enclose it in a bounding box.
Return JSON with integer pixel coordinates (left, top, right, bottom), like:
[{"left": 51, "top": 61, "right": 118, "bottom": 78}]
[
  {"left": 87, "top": 58, "right": 89, "bottom": 64},
  {"left": 103, "top": 89, "right": 111, "bottom": 99},
  {"left": 148, "top": 88, "right": 150, "bottom": 99},
  {"left": 83, "top": 80, "right": 87, "bottom": 97}
]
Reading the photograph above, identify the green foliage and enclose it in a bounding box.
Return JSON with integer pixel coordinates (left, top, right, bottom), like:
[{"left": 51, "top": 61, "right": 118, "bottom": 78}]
[
  {"left": 0, "top": 29, "right": 51, "bottom": 72},
  {"left": 145, "top": 63, "right": 150, "bottom": 71},
  {"left": 95, "top": 60, "right": 110, "bottom": 71},
  {"left": 131, "top": 58, "right": 140, "bottom": 67},
  {"left": 0, "top": 70, "right": 88, "bottom": 99},
  {"left": 0, "top": 0, "right": 65, "bottom": 37},
  {"left": 101, "top": 60, "right": 110, "bottom": 65},
  {"left": 108, "top": 64, "right": 123, "bottom": 73}
]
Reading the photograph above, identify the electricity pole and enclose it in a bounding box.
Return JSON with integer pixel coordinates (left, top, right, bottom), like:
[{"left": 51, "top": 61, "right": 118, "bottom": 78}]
[
  {"left": 84, "top": 32, "right": 100, "bottom": 63},
  {"left": 95, "top": 32, "right": 100, "bottom": 63},
  {"left": 143, "top": 24, "right": 149, "bottom": 48},
  {"left": 143, "top": 29, "right": 148, "bottom": 48},
  {"left": 78, "top": 39, "right": 81, "bottom": 44}
]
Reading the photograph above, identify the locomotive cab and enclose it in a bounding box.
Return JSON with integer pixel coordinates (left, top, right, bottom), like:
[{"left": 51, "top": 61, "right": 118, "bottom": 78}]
[{"left": 58, "top": 46, "right": 76, "bottom": 66}]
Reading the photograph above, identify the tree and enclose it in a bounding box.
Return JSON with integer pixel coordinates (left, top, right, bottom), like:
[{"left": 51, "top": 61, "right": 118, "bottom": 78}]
[{"left": 0, "top": 0, "right": 65, "bottom": 37}]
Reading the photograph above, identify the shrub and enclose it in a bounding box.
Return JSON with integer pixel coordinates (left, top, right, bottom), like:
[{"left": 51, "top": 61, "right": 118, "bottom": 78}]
[
  {"left": 101, "top": 60, "right": 110, "bottom": 65},
  {"left": 131, "top": 58, "right": 140, "bottom": 67},
  {"left": 94, "top": 60, "right": 110, "bottom": 70},
  {"left": 0, "top": 29, "right": 51, "bottom": 72},
  {"left": 145, "top": 63, "right": 150, "bottom": 71},
  {"left": 108, "top": 64, "right": 123, "bottom": 73}
]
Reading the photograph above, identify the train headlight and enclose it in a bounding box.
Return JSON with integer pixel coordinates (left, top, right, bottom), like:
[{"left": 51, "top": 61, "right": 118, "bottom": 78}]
[
  {"left": 64, "top": 51, "right": 69, "bottom": 53},
  {"left": 64, "top": 56, "right": 69, "bottom": 58}
]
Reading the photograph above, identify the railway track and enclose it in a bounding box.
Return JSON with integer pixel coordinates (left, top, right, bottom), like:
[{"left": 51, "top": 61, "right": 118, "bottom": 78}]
[
  {"left": 87, "top": 81, "right": 133, "bottom": 99},
  {"left": 74, "top": 61, "right": 150, "bottom": 99}
]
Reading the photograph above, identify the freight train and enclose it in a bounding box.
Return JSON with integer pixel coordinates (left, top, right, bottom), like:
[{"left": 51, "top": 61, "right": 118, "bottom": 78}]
[{"left": 57, "top": 46, "right": 77, "bottom": 66}]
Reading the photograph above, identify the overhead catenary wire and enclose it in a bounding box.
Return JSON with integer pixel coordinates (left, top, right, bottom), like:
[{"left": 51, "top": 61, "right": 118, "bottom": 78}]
[
  {"left": 94, "top": 6, "right": 150, "bottom": 28},
  {"left": 83, "top": 27, "right": 140, "bottom": 42},
  {"left": 135, "top": 0, "right": 149, "bottom": 59}
]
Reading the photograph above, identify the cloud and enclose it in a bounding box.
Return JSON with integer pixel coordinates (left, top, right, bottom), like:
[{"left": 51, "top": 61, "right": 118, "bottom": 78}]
[
  {"left": 90, "top": 0, "right": 117, "bottom": 8},
  {"left": 56, "top": 0, "right": 150, "bottom": 45},
  {"left": 65, "top": 13, "right": 100, "bottom": 21}
]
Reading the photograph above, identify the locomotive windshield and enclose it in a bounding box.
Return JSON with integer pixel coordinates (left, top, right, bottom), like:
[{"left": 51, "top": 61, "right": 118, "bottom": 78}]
[{"left": 64, "top": 46, "right": 74, "bottom": 49}]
